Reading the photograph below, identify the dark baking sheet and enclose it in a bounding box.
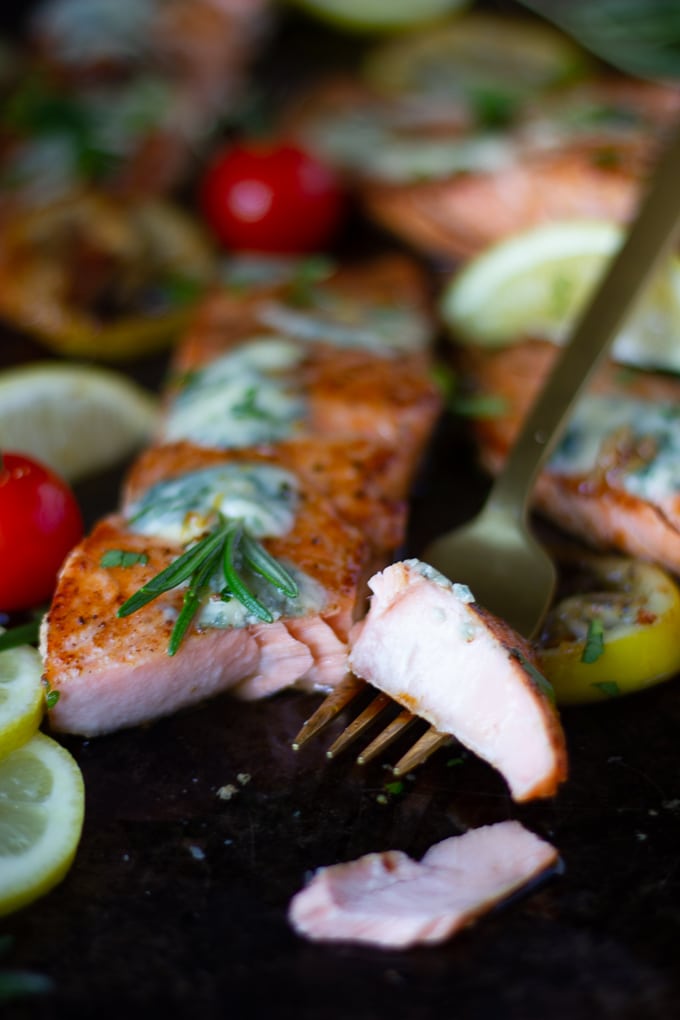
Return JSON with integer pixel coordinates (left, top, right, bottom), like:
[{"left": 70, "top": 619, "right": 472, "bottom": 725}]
[{"left": 3, "top": 8, "right": 680, "bottom": 1020}]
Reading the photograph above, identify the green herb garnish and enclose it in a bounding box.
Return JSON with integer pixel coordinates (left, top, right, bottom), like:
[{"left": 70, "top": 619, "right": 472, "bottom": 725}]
[
  {"left": 100, "top": 549, "right": 149, "bottom": 569},
  {"left": 591, "top": 680, "right": 621, "bottom": 698},
  {"left": 45, "top": 687, "right": 60, "bottom": 710},
  {"left": 0, "top": 618, "right": 41, "bottom": 652},
  {"left": 231, "top": 386, "right": 278, "bottom": 422},
  {"left": 581, "top": 618, "right": 605, "bottom": 664},
  {"left": 384, "top": 780, "right": 405, "bottom": 797},
  {"left": 511, "top": 648, "right": 556, "bottom": 704},
  {"left": 0, "top": 937, "right": 52, "bottom": 1004},
  {"left": 118, "top": 516, "right": 298, "bottom": 655}
]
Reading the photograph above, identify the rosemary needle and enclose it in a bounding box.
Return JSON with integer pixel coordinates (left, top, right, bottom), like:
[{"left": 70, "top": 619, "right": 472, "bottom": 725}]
[{"left": 118, "top": 516, "right": 298, "bottom": 652}]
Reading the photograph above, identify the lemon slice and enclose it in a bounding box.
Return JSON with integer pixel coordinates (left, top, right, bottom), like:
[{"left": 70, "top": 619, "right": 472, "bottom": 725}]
[
  {"left": 0, "top": 641, "right": 44, "bottom": 760},
  {"left": 364, "top": 13, "right": 588, "bottom": 98},
  {"left": 538, "top": 557, "right": 680, "bottom": 705},
  {"left": 287, "top": 0, "right": 469, "bottom": 33},
  {"left": 0, "top": 731, "right": 85, "bottom": 917},
  {"left": 0, "top": 361, "right": 159, "bottom": 482},
  {"left": 440, "top": 220, "right": 680, "bottom": 373}
]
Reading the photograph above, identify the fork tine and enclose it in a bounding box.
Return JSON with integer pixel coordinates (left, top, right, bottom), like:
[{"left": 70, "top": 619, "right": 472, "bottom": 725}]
[
  {"left": 356, "top": 709, "right": 417, "bottom": 765},
  {"left": 326, "top": 692, "right": 392, "bottom": 758},
  {"left": 292, "top": 674, "right": 366, "bottom": 750},
  {"left": 392, "top": 727, "right": 452, "bottom": 775}
]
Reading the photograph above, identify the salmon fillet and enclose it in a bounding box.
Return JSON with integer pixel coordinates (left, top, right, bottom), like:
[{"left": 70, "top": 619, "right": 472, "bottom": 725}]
[
  {"left": 463, "top": 340, "right": 680, "bottom": 574},
  {"left": 286, "top": 74, "right": 680, "bottom": 261},
  {"left": 288, "top": 820, "right": 558, "bottom": 948}
]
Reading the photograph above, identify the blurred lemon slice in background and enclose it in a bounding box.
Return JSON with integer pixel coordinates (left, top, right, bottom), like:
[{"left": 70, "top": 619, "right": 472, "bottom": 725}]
[
  {"left": 440, "top": 220, "right": 680, "bottom": 373},
  {"left": 0, "top": 362, "right": 159, "bottom": 482},
  {"left": 0, "top": 731, "right": 85, "bottom": 917},
  {"left": 287, "top": 0, "right": 469, "bottom": 33},
  {"left": 0, "top": 641, "right": 44, "bottom": 760},
  {"left": 364, "top": 13, "right": 588, "bottom": 99}
]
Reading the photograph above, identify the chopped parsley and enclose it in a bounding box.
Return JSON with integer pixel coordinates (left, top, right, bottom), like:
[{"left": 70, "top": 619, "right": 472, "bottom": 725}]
[
  {"left": 100, "top": 549, "right": 149, "bottom": 569},
  {"left": 581, "top": 618, "right": 605, "bottom": 664},
  {"left": 591, "top": 680, "right": 621, "bottom": 698},
  {"left": 511, "top": 648, "right": 556, "bottom": 704}
]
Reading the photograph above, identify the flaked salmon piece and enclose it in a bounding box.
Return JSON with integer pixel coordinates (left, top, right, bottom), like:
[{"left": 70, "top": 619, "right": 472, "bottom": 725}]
[
  {"left": 43, "top": 458, "right": 367, "bottom": 736},
  {"left": 463, "top": 341, "right": 680, "bottom": 574},
  {"left": 349, "top": 560, "right": 567, "bottom": 801},
  {"left": 288, "top": 820, "right": 559, "bottom": 948}
]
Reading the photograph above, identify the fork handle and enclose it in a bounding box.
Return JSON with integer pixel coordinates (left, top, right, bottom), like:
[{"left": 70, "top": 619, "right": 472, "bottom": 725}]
[{"left": 487, "top": 123, "right": 680, "bottom": 520}]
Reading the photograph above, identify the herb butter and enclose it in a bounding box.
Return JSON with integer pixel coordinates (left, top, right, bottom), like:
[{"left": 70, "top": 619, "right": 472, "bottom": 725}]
[
  {"left": 162, "top": 339, "right": 306, "bottom": 448},
  {"left": 258, "top": 298, "right": 430, "bottom": 357},
  {"left": 126, "top": 463, "right": 300, "bottom": 544},
  {"left": 550, "top": 394, "right": 680, "bottom": 503},
  {"left": 198, "top": 565, "right": 326, "bottom": 629}
]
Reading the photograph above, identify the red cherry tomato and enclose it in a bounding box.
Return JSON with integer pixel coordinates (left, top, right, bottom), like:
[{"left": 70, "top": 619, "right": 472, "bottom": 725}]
[
  {"left": 198, "top": 141, "right": 345, "bottom": 253},
  {"left": 0, "top": 452, "right": 83, "bottom": 612}
]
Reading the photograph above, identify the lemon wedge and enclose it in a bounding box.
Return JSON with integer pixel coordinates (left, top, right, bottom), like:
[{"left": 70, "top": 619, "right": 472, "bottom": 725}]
[
  {"left": 287, "top": 0, "right": 469, "bottom": 33},
  {"left": 0, "top": 641, "right": 45, "bottom": 760},
  {"left": 0, "top": 362, "right": 159, "bottom": 482},
  {"left": 0, "top": 731, "right": 85, "bottom": 917},
  {"left": 440, "top": 220, "right": 680, "bottom": 373}
]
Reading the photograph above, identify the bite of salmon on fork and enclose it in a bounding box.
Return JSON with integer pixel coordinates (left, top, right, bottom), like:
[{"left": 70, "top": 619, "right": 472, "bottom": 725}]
[{"left": 294, "top": 560, "right": 567, "bottom": 801}]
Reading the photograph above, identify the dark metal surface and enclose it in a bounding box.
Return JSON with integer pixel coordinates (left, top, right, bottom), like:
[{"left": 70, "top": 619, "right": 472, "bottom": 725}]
[
  {"left": 2, "top": 9, "right": 680, "bottom": 1018},
  {"left": 1, "top": 409, "right": 680, "bottom": 1020}
]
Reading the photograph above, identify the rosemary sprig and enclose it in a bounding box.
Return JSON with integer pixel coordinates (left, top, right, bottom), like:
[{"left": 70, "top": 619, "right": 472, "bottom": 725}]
[{"left": 118, "top": 516, "right": 299, "bottom": 655}]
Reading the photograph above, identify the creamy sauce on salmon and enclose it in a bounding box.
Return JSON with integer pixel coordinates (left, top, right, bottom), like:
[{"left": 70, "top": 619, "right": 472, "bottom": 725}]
[
  {"left": 550, "top": 393, "right": 680, "bottom": 502},
  {"left": 163, "top": 338, "right": 306, "bottom": 448},
  {"left": 123, "top": 462, "right": 327, "bottom": 629}
]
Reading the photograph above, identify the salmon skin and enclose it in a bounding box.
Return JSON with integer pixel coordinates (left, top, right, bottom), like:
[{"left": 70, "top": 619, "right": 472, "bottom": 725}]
[
  {"left": 462, "top": 340, "right": 680, "bottom": 574},
  {"left": 42, "top": 254, "right": 441, "bottom": 735},
  {"left": 285, "top": 74, "right": 680, "bottom": 262}
]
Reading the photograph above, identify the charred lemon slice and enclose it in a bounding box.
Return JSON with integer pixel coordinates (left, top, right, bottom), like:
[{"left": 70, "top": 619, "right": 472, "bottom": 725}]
[
  {"left": 538, "top": 555, "right": 680, "bottom": 704},
  {"left": 0, "top": 191, "right": 214, "bottom": 361}
]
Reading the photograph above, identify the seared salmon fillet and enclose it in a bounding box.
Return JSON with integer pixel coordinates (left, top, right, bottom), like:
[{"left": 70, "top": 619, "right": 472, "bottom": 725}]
[
  {"left": 461, "top": 340, "right": 680, "bottom": 574},
  {"left": 43, "top": 453, "right": 368, "bottom": 736},
  {"left": 349, "top": 560, "right": 567, "bottom": 801},
  {"left": 286, "top": 74, "right": 680, "bottom": 261},
  {"left": 288, "top": 820, "right": 558, "bottom": 948}
]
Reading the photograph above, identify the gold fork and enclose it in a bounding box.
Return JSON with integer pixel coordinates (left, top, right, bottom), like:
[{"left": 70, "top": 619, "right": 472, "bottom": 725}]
[{"left": 293, "top": 124, "right": 680, "bottom": 772}]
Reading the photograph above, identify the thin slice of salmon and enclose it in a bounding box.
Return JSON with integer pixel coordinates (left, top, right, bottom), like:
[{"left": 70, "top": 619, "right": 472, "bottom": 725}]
[
  {"left": 349, "top": 559, "right": 567, "bottom": 801},
  {"left": 463, "top": 340, "right": 680, "bottom": 574},
  {"left": 288, "top": 820, "right": 558, "bottom": 948},
  {"left": 43, "top": 453, "right": 368, "bottom": 736}
]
